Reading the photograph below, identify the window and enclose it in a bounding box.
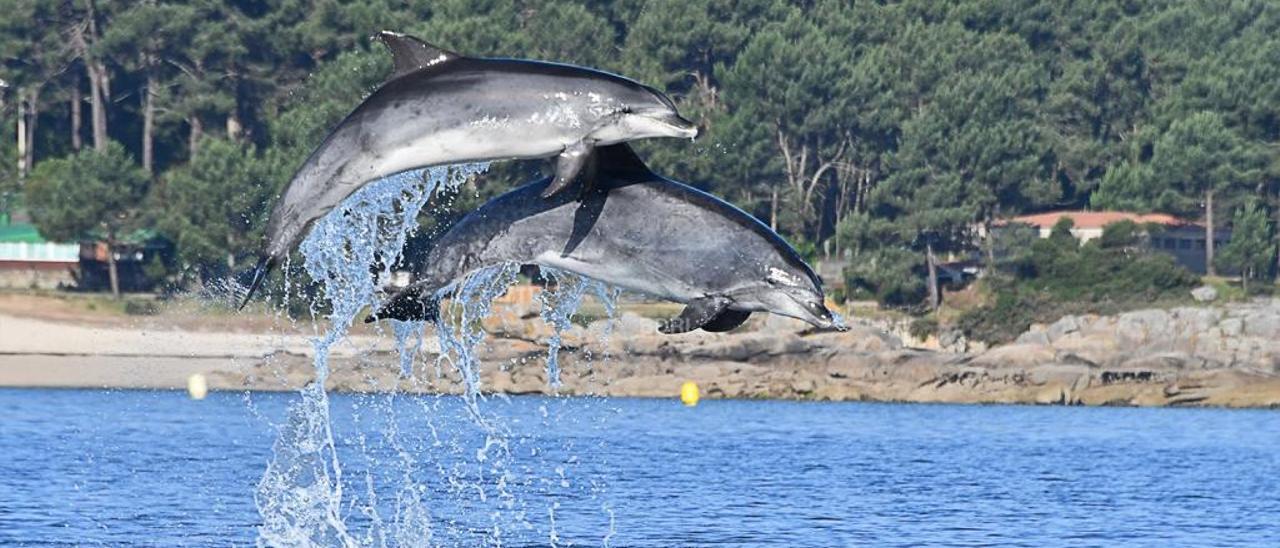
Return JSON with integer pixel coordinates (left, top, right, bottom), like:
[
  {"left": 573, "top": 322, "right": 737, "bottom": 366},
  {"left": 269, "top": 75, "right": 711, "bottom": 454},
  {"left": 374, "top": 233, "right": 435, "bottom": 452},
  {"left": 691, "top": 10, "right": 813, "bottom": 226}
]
[
  {"left": 1196, "top": 240, "right": 1206, "bottom": 250},
  {"left": 1179, "top": 239, "right": 1192, "bottom": 249}
]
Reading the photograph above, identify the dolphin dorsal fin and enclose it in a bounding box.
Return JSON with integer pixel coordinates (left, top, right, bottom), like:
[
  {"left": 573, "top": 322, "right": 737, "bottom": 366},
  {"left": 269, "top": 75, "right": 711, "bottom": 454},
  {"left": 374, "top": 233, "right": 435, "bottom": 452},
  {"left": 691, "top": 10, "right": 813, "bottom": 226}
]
[
  {"left": 596, "top": 144, "right": 654, "bottom": 176},
  {"left": 375, "top": 31, "right": 460, "bottom": 79}
]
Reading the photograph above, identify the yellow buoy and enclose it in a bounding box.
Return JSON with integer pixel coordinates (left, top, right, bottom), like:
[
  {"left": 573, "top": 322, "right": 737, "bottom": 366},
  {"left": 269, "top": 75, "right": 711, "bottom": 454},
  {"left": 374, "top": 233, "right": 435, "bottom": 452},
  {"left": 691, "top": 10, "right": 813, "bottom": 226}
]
[
  {"left": 680, "top": 381, "right": 700, "bottom": 407},
  {"left": 187, "top": 373, "right": 208, "bottom": 400}
]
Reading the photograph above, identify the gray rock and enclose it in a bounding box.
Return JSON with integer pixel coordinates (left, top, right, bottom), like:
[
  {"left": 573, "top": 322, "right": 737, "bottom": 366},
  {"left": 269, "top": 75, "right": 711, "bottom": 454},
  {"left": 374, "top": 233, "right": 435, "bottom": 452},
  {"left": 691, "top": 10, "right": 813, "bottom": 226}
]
[
  {"left": 1046, "top": 316, "right": 1081, "bottom": 341},
  {"left": 938, "top": 329, "right": 966, "bottom": 352},
  {"left": 1015, "top": 330, "right": 1051, "bottom": 345},
  {"left": 1172, "top": 307, "right": 1220, "bottom": 334},
  {"left": 1191, "top": 285, "right": 1218, "bottom": 302},
  {"left": 1242, "top": 311, "right": 1280, "bottom": 338},
  {"left": 970, "top": 343, "right": 1056, "bottom": 369},
  {"left": 1219, "top": 318, "right": 1244, "bottom": 337},
  {"left": 1120, "top": 352, "right": 1204, "bottom": 370},
  {"left": 1117, "top": 309, "right": 1170, "bottom": 344}
]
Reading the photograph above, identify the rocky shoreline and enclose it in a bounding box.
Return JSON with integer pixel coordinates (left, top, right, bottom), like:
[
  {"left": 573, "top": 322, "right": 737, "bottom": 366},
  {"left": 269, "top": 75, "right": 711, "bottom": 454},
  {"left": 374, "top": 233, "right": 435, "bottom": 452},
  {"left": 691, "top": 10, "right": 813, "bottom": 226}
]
[
  {"left": 3, "top": 297, "right": 1278, "bottom": 408},
  {"left": 212, "top": 300, "right": 1280, "bottom": 408}
]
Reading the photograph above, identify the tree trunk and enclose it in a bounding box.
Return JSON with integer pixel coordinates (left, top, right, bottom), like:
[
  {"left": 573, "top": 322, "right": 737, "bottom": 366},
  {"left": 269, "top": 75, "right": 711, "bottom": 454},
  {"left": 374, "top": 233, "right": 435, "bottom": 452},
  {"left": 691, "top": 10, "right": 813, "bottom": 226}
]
[
  {"left": 71, "top": 82, "right": 82, "bottom": 151},
  {"left": 16, "top": 98, "right": 26, "bottom": 179},
  {"left": 1205, "top": 188, "right": 1216, "bottom": 277},
  {"left": 73, "top": 1, "right": 109, "bottom": 152},
  {"left": 188, "top": 116, "right": 202, "bottom": 159},
  {"left": 142, "top": 71, "right": 156, "bottom": 173},
  {"left": 22, "top": 89, "right": 36, "bottom": 173},
  {"left": 88, "top": 62, "right": 108, "bottom": 151},
  {"left": 769, "top": 186, "right": 779, "bottom": 231},
  {"left": 926, "top": 241, "right": 940, "bottom": 311},
  {"left": 106, "top": 237, "right": 120, "bottom": 298},
  {"left": 983, "top": 212, "right": 996, "bottom": 274}
]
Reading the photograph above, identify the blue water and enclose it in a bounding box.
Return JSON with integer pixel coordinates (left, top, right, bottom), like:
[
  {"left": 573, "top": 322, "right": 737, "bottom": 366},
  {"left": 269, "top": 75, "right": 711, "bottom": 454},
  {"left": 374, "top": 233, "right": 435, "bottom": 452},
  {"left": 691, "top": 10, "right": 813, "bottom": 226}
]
[{"left": 2, "top": 388, "right": 1278, "bottom": 547}]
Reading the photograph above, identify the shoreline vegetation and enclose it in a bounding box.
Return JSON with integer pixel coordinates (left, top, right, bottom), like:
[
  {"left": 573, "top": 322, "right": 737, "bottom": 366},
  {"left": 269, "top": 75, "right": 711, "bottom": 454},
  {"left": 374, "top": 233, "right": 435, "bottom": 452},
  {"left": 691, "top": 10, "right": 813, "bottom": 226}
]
[{"left": 3, "top": 293, "right": 1277, "bottom": 409}]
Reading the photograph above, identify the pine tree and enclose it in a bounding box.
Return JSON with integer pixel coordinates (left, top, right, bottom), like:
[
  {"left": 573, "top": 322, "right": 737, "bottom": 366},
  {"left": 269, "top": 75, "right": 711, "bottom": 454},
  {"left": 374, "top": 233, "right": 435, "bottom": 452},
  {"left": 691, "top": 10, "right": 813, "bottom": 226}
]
[
  {"left": 25, "top": 142, "right": 149, "bottom": 297},
  {"left": 1217, "top": 199, "right": 1275, "bottom": 292}
]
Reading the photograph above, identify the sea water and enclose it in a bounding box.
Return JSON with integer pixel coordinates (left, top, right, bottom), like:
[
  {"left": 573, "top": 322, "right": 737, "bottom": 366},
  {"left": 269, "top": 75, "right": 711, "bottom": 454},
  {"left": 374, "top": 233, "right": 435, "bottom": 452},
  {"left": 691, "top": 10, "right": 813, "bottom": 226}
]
[{"left": 3, "top": 390, "right": 1279, "bottom": 547}]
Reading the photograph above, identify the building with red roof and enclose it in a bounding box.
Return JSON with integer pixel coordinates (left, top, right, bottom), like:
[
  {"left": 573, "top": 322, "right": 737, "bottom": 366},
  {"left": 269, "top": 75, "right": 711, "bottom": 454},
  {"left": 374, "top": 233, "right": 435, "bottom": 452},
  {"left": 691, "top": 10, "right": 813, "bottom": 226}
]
[{"left": 998, "top": 210, "right": 1226, "bottom": 274}]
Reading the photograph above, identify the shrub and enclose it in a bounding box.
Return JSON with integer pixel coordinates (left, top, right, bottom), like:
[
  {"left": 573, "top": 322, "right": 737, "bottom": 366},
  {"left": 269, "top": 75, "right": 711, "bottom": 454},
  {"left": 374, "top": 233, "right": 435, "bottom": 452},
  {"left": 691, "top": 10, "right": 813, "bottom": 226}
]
[
  {"left": 124, "top": 299, "right": 159, "bottom": 316},
  {"left": 959, "top": 233, "right": 1199, "bottom": 344},
  {"left": 909, "top": 316, "right": 938, "bottom": 340},
  {"left": 1097, "top": 220, "right": 1142, "bottom": 250},
  {"left": 845, "top": 247, "right": 926, "bottom": 307}
]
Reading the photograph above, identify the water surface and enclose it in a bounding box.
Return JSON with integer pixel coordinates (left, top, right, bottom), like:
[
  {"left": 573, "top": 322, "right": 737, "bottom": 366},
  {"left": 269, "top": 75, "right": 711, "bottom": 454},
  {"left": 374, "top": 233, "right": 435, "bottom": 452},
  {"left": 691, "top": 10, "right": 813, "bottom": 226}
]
[{"left": 2, "top": 388, "right": 1277, "bottom": 547}]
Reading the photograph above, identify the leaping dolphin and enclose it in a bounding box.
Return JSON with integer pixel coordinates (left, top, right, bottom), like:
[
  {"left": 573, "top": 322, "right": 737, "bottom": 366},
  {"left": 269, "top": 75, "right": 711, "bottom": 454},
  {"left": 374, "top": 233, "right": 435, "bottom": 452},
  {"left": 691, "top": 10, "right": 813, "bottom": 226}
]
[
  {"left": 242, "top": 32, "right": 698, "bottom": 307},
  {"left": 366, "top": 144, "right": 846, "bottom": 334}
]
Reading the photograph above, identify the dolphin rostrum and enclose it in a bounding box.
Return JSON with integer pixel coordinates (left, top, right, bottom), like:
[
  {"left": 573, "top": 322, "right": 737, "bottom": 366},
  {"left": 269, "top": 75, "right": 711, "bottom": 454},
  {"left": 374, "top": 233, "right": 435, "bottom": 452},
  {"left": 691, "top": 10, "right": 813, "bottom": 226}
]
[
  {"left": 366, "top": 144, "right": 846, "bottom": 334},
  {"left": 242, "top": 31, "right": 698, "bottom": 307}
]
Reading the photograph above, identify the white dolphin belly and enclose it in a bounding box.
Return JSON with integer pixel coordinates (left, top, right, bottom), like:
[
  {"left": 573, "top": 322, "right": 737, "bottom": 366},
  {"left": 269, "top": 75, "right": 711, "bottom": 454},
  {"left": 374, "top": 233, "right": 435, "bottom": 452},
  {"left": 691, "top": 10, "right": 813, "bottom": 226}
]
[
  {"left": 533, "top": 251, "right": 698, "bottom": 303},
  {"left": 365, "top": 127, "right": 561, "bottom": 180}
]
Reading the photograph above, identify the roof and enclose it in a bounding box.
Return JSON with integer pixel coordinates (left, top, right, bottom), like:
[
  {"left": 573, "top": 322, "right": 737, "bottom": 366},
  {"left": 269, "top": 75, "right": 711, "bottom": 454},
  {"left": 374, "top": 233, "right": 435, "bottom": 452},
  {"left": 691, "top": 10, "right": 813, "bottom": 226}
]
[
  {"left": 0, "top": 223, "right": 48, "bottom": 243},
  {"left": 1004, "top": 211, "right": 1195, "bottom": 230}
]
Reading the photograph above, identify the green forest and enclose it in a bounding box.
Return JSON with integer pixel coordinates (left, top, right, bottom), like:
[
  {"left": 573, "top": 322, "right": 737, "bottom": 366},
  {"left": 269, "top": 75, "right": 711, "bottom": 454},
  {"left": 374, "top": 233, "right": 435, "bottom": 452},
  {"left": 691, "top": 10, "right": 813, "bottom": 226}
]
[{"left": 1, "top": 0, "right": 1278, "bottom": 318}]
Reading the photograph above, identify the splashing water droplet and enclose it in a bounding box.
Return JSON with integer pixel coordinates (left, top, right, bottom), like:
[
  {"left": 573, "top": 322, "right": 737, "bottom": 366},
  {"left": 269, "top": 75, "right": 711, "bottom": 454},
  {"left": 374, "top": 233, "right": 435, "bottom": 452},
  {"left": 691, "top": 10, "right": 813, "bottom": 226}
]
[
  {"left": 256, "top": 164, "right": 486, "bottom": 546},
  {"left": 254, "top": 161, "right": 624, "bottom": 546}
]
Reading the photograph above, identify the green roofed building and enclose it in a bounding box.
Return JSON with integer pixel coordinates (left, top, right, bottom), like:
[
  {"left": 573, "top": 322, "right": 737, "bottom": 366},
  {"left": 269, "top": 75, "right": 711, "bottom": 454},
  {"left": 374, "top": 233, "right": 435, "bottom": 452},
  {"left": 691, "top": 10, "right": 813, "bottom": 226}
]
[{"left": 0, "top": 222, "right": 79, "bottom": 289}]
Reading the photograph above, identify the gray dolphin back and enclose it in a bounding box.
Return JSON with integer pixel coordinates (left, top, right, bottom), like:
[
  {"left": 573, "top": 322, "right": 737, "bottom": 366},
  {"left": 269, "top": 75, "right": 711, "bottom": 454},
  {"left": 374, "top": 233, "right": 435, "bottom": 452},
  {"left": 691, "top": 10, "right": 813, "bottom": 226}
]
[{"left": 369, "top": 144, "right": 821, "bottom": 327}]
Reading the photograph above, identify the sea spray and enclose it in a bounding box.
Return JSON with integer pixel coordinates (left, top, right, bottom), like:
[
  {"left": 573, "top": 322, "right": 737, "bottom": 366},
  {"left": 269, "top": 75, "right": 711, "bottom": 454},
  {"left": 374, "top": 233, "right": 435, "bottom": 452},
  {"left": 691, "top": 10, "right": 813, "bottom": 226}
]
[
  {"left": 408, "top": 266, "right": 623, "bottom": 545},
  {"left": 255, "top": 164, "right": 486, "bottom": 546},
  {"left": 535, "top": 269, "right": 614, "bottom": 388},
  {"left": 427, "top": 265, "right": 525, "bottom": 544},
  {"left": 432, "top": 265, "right": 520, "bottom": 411},
  {"left": 254, "top": 161, "right": 624, "bottom": 546}
]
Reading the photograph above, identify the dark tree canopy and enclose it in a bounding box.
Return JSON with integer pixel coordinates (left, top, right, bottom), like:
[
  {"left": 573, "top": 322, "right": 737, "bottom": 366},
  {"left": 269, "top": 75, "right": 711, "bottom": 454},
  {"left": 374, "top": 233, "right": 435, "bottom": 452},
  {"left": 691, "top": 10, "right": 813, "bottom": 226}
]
[{"left": 0, "top": 0, "right": 1274, "bottom": 300}]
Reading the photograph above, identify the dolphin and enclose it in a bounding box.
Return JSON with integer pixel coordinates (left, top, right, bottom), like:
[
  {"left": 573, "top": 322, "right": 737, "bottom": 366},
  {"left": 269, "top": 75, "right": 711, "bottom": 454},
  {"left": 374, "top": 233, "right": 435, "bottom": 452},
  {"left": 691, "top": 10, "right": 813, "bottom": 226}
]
[
  {"left": 241, "top": 31, "right": 698, "bottom": 307},
  {"left": 366, "top": 144, "right": 846, "bottom": 334}
]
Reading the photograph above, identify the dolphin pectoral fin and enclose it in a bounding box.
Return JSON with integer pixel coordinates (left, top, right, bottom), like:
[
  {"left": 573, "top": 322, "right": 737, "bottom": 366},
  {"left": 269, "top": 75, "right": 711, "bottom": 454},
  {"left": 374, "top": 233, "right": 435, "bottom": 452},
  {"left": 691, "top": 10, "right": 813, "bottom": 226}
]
[
  {"left": 238, "top": 255, "right": 276, "bottom": 311},
  {"left": 561, "top": 183, "right": 608, "bottom": 257},
  {"left": 374, "top": 31, "right": 460, "bottom": 79},
  {"left": 701, "top": 309, "right": 752, "bottom": 332},
  {"left": 659, "top": 296, "right": 732, "bottom": 334},
  {"left": 543, "top": 142, "right": 593, "bottom": 198}
]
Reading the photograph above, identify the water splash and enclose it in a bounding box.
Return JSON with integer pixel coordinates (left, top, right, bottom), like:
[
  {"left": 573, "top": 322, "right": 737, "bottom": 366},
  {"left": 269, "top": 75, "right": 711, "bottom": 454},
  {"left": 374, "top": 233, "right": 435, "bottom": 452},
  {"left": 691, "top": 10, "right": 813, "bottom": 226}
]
[
  {"left": 255, "top": 164, "right": 485, "bottom": 547},
  {"left": 535, "top": 268, "right": 614, "bottom": 388},
  {"left": 427, "top": 265, "right": 525, "bottom": 545},
  {"left": 254, "top": 162, "right": 623, "bottom": 546},
  {"left": 433, "top": 265, "right": 520, "bottom": 411},
  {"left": 391, "top": 320, "right": 427, "bottom": 378}
]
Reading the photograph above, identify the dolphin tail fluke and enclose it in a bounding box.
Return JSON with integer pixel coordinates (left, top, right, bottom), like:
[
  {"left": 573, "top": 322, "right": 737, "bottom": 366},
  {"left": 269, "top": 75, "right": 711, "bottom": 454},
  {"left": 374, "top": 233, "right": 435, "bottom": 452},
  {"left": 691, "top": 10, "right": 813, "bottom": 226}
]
[
  {"left": 365, "top": 288, "right": 440, "bottom": 323},
  {"left": 238, "top": 255, "right": 276, "bottom": 311}
]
